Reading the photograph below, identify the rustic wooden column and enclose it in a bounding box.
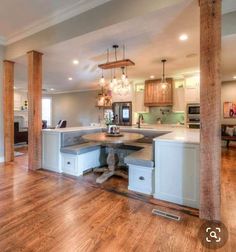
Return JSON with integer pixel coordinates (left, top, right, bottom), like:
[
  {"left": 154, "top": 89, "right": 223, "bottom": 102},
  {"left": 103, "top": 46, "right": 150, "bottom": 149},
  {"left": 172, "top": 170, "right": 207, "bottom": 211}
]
[
  {"left": 3, "top": 60, "right": 15, "bottom": 163},
  {"left": 27, "top": 51, "right": 43, "bottom": 170},
  {"left": 200, "top": 0, "right": 221, "bottom": 220}
]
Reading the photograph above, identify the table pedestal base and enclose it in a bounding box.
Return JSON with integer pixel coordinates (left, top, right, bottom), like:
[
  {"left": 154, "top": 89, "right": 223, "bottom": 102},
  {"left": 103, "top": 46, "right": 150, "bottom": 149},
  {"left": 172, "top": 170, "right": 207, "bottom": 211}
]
[{"left": 93, "top": 146, "right": 128, "bottom": 184}]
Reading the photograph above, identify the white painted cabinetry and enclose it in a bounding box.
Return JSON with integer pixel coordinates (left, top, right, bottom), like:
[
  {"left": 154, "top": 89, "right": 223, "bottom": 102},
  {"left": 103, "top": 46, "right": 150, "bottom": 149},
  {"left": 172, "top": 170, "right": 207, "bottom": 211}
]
[
  {"left": 154, "top": 140, "right": 200, "bottom": 208},
  {"left": 172, "top": 80, "right": 185, "bottom": 112},
  {"left": 133, "top": 84, "right": 149, "bottom": 113},
  {"left": 61, "top": 149, "right": 104, "bottom": 176},
  {"left": 42, "top": 131, "right": 62, "bottom": 173},
  {"left": 128, "top": 164, "right": 154, "bottom": 195},
  {"left": 185, "top": 76, "right": 200, "bottom": 103}
]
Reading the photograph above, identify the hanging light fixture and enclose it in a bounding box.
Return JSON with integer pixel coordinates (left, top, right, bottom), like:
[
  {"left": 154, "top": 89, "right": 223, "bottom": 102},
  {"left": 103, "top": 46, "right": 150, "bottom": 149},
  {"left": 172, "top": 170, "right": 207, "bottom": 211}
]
[
  {"left": 160, "top": 59, "right": 168, "bottom": 90},
  {"left": 97, "top": 44, "right": 135, "bottom": 94},
  {"left": 99, "top": 68, "right": 106, "bottom": 87}
]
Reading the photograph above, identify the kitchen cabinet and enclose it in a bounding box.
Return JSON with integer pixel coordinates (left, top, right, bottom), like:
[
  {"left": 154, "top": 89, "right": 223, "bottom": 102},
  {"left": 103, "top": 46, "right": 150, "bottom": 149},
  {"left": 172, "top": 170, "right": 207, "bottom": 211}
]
[
  {"left": 185, "top": 76, "right": 200, "bottom": 103},
  {"left": 133, "top": 84, "right": 149, "bottom": 113},
  {"left": 144, "top": 78, "right": 173, "bottom": 106},
  {"left": 154, "top": 140, "right": 200, "bottom": 208},
  {"left": 173, "top": 79, "right": 185, "bottom": 112}
]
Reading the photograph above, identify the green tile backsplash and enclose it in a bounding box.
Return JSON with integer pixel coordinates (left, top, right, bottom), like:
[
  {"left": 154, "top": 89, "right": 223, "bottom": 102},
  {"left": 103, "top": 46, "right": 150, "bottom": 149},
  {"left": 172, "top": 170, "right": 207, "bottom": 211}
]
[{"left": 140, "top": 107, "right": 185, "bottom": 124}]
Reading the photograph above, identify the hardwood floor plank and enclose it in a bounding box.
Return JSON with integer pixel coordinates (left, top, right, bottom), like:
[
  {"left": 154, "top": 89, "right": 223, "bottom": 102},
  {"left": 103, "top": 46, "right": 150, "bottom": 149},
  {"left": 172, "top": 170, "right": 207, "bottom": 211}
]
[{"left": 0, "top": 147, "right": 235, "bottom": 251}]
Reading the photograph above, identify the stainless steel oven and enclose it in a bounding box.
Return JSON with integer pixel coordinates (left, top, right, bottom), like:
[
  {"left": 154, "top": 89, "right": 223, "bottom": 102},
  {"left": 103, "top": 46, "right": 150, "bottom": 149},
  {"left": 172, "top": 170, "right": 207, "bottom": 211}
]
[{"left": 186, "top": 103, "right": 200, "bottom": 129}]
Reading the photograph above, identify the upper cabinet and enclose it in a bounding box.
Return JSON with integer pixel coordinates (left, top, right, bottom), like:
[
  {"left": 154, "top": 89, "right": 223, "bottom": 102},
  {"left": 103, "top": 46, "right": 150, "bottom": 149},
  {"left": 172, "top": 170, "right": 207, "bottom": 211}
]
[
  {"left": 185, "top": 76, "right": 200, "bottom": 103},
  {"left": 172, "top": 79, "right": 185, "bottom": 112},
  {"left": 144, "top": 78, "right": 173, "bottom": 106},
  {"left": 133, "top": 84, "right": 149, "bottom": 113}
]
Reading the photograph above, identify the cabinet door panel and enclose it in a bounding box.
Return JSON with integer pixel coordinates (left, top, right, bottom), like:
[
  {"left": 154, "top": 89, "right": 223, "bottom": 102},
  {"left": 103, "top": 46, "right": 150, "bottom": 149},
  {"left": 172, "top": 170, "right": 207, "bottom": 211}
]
[{"left": 144, "top": 79, "right": 173, "bottom": 106}]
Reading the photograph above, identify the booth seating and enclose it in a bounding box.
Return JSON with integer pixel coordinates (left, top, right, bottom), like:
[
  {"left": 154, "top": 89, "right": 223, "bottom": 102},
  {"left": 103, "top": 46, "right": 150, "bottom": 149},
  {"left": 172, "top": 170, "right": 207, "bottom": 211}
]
[
  {"left": 124, "top": 143, "right": 154, "bottom": 195},
  {"left": 60, "top": 129, "right": 106, "bottom": 176}
]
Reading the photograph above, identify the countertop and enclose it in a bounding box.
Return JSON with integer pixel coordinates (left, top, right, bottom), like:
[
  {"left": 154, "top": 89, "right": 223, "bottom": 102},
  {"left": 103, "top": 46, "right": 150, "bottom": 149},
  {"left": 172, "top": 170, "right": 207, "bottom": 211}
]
[
  {"left": 42, "top": 126, "right": 102, "bottom": 133},
  {"left": 42, "top": 124, "right": 200, "bottom": 144}
]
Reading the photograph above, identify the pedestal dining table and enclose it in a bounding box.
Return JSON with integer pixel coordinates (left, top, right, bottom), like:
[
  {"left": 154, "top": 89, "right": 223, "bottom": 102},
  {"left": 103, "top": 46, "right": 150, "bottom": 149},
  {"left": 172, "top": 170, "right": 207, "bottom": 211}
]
[{"left": 82, "top": 132, "right": 143, "bottom": 183}]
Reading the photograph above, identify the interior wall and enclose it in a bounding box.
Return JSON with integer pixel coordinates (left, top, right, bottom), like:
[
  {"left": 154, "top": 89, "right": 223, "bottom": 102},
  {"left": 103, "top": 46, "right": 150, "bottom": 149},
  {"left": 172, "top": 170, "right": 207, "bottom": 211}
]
[
  {"left": 221, "top": 81, "right": 236, "bottom": 124},
  {"left": 51, "top": 90, "right": 100, "bottom": 127},
  {"left": 0, "top": 45, "right": 5, "bottom": 162}
]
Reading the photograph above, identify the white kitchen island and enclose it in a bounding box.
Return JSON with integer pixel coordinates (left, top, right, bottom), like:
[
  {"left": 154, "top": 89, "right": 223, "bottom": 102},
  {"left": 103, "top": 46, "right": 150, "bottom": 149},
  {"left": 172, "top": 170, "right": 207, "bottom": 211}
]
[
  {"left": 42, "top": 125, "right": 200, "bottom": 209},
  {"left": 154, "top": 128, "right": 200, "bottom": 209}
]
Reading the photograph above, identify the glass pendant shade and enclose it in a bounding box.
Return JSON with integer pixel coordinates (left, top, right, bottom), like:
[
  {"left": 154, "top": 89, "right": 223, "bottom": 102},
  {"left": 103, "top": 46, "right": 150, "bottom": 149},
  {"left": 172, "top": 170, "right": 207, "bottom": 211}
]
[
  {"left": 121, "top": 73, "right": 126, "bottom": 81},
  {"left": 112, "top": 77, "right": 118, "bottom": 85},
  {"left": 99, "top": 76, "right": 105, "bottom": 87}
]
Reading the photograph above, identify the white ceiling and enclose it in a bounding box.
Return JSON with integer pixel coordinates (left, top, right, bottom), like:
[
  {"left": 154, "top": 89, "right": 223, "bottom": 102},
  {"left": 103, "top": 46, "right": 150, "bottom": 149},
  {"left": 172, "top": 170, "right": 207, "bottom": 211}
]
[
  {"left": 12, "top": 0, "right": 236, "bottom": 92},
  {"left": 14, "top": 0, "right": 200, "bottom": 92},
  {"left": 0, "top": 0, "right": 111, "bottom": 44}
]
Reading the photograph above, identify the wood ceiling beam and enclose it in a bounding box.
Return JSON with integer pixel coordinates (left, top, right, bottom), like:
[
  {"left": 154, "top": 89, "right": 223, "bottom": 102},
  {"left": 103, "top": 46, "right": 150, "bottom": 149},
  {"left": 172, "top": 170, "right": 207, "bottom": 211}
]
[
  {"left": 200, "top": 0, "right": 221, "bottom": 221},
  {"left": 27, "top": 50, "right": 43, "bottom": 170},
  {"left": 3, "top": 60, "right": 15, "bottom": 163}
]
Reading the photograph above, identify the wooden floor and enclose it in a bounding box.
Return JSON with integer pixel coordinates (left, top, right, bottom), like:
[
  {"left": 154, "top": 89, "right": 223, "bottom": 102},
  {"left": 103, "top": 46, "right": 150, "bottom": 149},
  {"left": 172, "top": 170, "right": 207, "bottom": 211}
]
[{"left": 0, "top": 147, "right": 235, "bottom": 252}]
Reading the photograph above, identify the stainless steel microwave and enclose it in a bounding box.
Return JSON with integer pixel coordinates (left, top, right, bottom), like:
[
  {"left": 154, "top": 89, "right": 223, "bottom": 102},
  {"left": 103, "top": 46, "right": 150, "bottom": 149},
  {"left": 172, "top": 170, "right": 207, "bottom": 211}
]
[{"left": 187, "top": 103, "right": 200, "bottom": 115}]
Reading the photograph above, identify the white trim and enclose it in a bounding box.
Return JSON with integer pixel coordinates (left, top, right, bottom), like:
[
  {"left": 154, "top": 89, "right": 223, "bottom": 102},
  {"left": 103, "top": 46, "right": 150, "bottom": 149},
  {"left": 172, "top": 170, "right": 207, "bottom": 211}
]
[
  {"left": 6, "top": 0, "right": 111, "bottom": 45},
  {"left": 0, "top": 156, "right": 4, "bottom": 163}
]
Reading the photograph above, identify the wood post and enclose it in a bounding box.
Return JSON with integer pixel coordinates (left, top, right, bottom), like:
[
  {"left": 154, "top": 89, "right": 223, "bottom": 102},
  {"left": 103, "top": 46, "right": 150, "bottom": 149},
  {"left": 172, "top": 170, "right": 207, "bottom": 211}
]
[
  {"left": 200, "top": 0, "right": 222, "bottom": 220},
  {"left": 27, "top": 51, "right": 43, "bottom": 170},
  {"left": 3, "top": 60, "right": 15, "bottom": 163}
]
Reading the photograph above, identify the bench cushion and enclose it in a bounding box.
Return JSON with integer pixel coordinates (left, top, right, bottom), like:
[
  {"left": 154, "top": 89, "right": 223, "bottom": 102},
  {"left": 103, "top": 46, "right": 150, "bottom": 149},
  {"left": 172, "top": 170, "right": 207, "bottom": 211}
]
[
  {"left": 124, "top": 145, "right": 154, "bottom": 168},
  {"left": 61, "top": 142, "right": 102, "bottom": 155}
]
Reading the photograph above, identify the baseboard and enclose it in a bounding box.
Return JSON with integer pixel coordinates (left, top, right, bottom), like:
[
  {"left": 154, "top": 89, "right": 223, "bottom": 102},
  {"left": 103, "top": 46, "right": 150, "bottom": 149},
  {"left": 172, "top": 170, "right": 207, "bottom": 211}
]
[{"left": 0, "top": 156, "right": 4, "bottom": 163}]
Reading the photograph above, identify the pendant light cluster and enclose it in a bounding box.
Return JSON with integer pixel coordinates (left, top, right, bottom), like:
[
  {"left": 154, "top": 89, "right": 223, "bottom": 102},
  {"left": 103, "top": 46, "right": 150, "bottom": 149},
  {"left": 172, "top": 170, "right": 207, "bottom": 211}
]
[{"left": 98, "top": 45, "right": 135, "bottom": 95}]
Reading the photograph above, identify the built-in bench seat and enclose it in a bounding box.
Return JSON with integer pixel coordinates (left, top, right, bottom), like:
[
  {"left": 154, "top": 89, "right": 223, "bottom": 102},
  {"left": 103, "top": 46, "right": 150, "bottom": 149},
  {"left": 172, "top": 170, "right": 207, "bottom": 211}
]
[
  {"left": 61, "top": 142, "right": 102, "bottom": 155},
  {"left": 124, "top": 145, "right": 154, "bottom": 168},
  {"left": 124, "top": 143, "right": 154, "bottom": 195}
]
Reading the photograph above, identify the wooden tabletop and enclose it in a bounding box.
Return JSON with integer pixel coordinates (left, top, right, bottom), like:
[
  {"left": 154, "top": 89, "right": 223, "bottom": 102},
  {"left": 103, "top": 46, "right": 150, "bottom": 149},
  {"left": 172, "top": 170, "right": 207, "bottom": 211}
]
[{"left": 82, "top": 132, "right": 144, "bottom": 144}]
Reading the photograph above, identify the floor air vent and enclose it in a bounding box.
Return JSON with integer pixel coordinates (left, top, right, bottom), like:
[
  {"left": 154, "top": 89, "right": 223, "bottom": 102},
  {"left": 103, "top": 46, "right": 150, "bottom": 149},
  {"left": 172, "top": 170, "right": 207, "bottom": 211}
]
[{"left": 152, "top": 209, "right": 181, "bottom": 221}]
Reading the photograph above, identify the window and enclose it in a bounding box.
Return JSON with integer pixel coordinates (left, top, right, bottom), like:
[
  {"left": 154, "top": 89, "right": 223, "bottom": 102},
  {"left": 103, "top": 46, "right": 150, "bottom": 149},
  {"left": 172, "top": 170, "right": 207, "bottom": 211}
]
[{"left": 42, "top": 97, "right": 52, "bottom": 126}]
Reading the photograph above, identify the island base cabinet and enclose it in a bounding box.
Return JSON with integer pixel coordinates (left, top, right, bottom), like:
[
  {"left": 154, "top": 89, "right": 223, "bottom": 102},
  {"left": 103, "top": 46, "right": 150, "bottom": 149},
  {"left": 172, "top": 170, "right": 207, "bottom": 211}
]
[
  {"left": 128, "top": 164, "right": 154, "bottom": 195},
  {"left": 154, "top": 141, "right": 200, "bottom": 209},
  {"left": 61, "top": 149, "right": 105, "bottom": 176}
]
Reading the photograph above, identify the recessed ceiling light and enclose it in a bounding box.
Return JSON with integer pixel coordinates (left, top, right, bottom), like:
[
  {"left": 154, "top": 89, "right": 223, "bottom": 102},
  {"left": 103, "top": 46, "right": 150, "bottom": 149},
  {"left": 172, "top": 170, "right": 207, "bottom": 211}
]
[
  {"left": 179, "top": 34, "right": 188, "bottom": 41},
  {"left": 50, "top": 88, "right": 55, "bottom": 91},
  {"left": 233, "top": 76, "right": 236, "bottom": 79},
  {"left": 13, "top": 86, "right": 16, "bottom": 89},
  {"left": 73, "top": 59, "right": 79, "bottom": 65},
  {"left": 68, "top": 77, "right": 73, "bottom": 81},
  {"left": 150, "top": 75, "right": 155, "bottom": 79}
]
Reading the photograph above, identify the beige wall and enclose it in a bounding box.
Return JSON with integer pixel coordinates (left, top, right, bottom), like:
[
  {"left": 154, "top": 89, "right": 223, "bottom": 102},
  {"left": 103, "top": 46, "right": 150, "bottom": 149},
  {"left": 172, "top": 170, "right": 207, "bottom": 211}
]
[
  {"left": 0, "top": 45, "right": 5, "bottom": 162},
  {"left": 51, "top": 90, "right": 101, "bottom": 127},
  {"left": 221, "top": 81, "right": 236, "bottom": 124}
]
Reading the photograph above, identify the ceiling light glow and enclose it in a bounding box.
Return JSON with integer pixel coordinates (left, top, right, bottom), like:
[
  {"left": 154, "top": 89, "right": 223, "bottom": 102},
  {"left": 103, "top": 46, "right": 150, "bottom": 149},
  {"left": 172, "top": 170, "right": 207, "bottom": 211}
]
[
  {"left": 68, "top": 77, "right": 73, "bottom": 81},
  {"left": 73, "top": 59, "right": 79, "bottom": 65},
  {"left": 150, "top": 75, "right": 155, "bottom": 79},
  {"left": 233, "top": 76, "right": 236, "bottom": 79},
  {"left": 179, "top": 34, "right": 188, "bottom": 41}
]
